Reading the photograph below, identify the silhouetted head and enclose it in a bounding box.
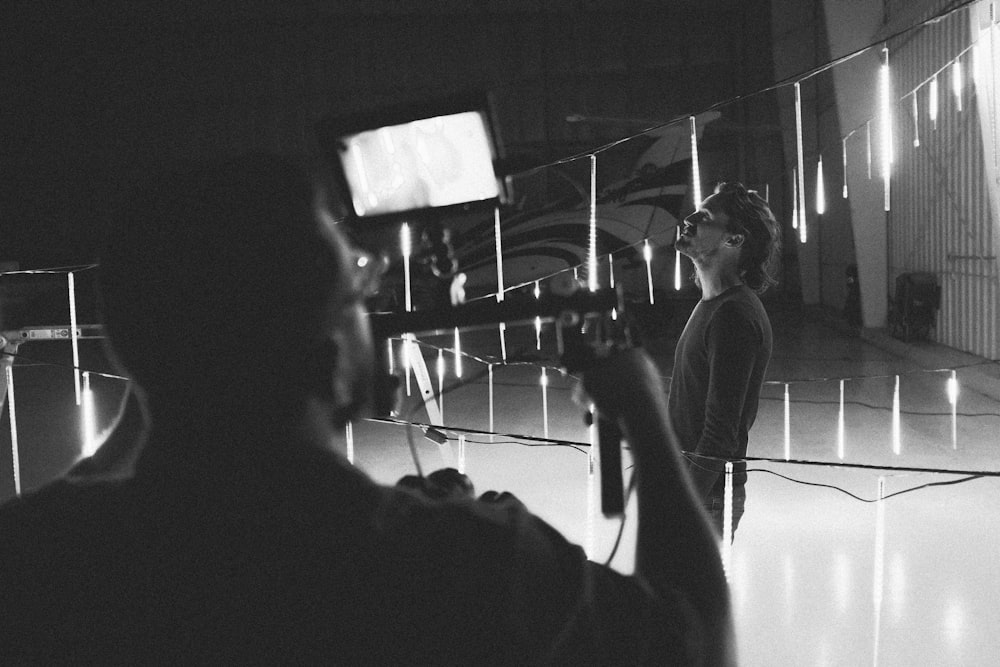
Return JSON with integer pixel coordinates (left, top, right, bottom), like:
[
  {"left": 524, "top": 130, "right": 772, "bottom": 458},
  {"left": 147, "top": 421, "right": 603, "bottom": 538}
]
[{"left": 99, "top": 154, "right": 373, "bottom": 428}]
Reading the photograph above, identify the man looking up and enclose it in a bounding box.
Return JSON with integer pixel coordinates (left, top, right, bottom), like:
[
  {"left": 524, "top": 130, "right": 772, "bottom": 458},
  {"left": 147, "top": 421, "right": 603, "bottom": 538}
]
[
  {"left": 0, "top": 154, "right": 735, "bottom": 665},
  {"left": 671, "top": 182, "right": 781, "bottom": 541}
]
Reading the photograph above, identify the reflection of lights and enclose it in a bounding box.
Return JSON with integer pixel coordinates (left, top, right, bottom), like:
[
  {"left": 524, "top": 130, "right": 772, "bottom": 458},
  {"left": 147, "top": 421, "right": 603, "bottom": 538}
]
[
  {"left": 892, "top": 375, "right": 901, "bottom": 455},
  {"left": 947, "top": 370, "right": 959, "bottom": 449},
  {"left": 832, "top": 551, "right": 851, "bottom": 614},
  {"left": 784, "top": 383, "right": 791, "bottom": 461},
  {"left": 943, "top": 598, "right": 966, "bottom": 646},
  {"left": 837, "top": 378, "right": 845, "bottom": 460}
]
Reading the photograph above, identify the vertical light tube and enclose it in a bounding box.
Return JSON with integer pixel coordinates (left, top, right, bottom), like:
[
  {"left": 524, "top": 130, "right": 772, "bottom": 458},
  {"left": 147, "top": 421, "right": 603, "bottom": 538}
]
[
  {"left": 791, "top": 168, "right": 799, "bottom": 229},
  {"left": 608, "top": 255, "right": 618, "bottom": 319},
  {"left": 5, "top": 365, "right": 20, "bottom": 496},
  {"left": 436, "top": 349, "right": 445, "bottom": 421},
  {"left": 892, "top": 374, "right": 901, "bottom": 455},
  {"left": 784, "top": 383, "right": 791, "bottom": 461},
  {"left": 458, "top": 433, "right": 466, "bottom": 474},
  {"left": 953, "top": 58, "right": 964, "bottom": 112},
  {"left": 764, "top": 183, "right": 770, "bottom": 202},
  {"left": 842, "top": 137, "right": 849, "bottom": 198},
  {"left": 947, "top": 370, "right": 959, "bottom": 450},
  {"left": 815, "top": 155, "right": 826, "bottom": 215},
  {"left": 911, "top": 93, "right": 921, "bottom": 148},
  {"left": 929, "top": 74, "right": 939, "bottom": 130},
  {"left": 794, "top": 82, "right": 807, "bottom": 243},
  {"left": 674, "top": 232, "right": 683, "bottom": 291},
  {"left": 453, "top": 328, "right": 463, "bottom": 379},
  {"left": 838, "top": 379, "right": 846, "bottom": 460},
  {"left": 534, "top": 280, "right": 542, "bottom": 350},
  {"left": 346, "top": 421, "right": 354, "bottom": 465},
  {"left": 386, "top": 339, "right": 394, "bottom": 375},
  {"left": 588, "top": 154, "right": 598, "bottom": 292},
  {"left": 81, "top": 371, "right": 97, "bottom": 458},
  {"left": 488, "top": 364, "right": 494, "bottom": 437},
  {"left": 643, "top": 239, "right": 655, "bottom": 304},
  {"left": 880, "top": 47, "right": 893, "bottom": 212},
  {"left": 588, "top": 404, "right": 597, "bottom": 475},
  {"left": 401, "top": 223, "right": 413, "bottom": 396},
  {"left": 401, "top": 223, "right": 412, "bottom": 312},
  {"left": 494, "top": 206, "right": 507, "bottom": 362},
  {"left": 68, "top": 272, "right": 81, "bottom": 405},
  {"left": 689, "top": 116, "right": 703, "bottom": 205},
  {"left": 541, "top": 367, "right": 549, "bottom": 439},
  {"left": 722, "top": 461, "right": 734, "bottom": 576}
]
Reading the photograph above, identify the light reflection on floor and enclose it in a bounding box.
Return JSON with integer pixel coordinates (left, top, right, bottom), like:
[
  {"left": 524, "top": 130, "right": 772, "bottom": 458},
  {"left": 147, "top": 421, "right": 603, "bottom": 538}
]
[{"left": 352, "top": 307, "right": 1000, "bottom": 666}]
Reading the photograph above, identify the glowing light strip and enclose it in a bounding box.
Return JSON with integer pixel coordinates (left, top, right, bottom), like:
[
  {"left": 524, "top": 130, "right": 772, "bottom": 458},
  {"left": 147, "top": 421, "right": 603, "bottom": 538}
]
[
  {"left": 722, "top": 461, "right": 734, "bottom": 576},
  {"left": 947, "top": 370, "right": 959, "bottom": 450},
  {"left": 929, "top": 75, "right": 939, "bottom": 130},
  {"left": 608, "top": 255, "right": 618, "bottom": 319},
  {"left": 794, "top": 82, "right": 807, "bottom": 243},
  {"left": 674, "top": 238, "right": 682, "bottom": 291},
  {"left": 892, "top": 374, "right": 901, "bottom": 455},
  {"left": 872, "top": 475, "right": 886, "bottom": 661},
  {"left": 401, "top": 223, "right": 412, "bottom": 312},
  {"left": 842, "top": 137, "right": 849, "bottom": 198},
  {"left": 690, "top": 116, "right": 702, "bottom": 205},
  {"left": 588, "top": 403, "right": 597, "bottom": 474},
  {"left": 494, "top": 206, "right": 508, "bottom": 362},
  {"left": 453, "top": 328, "right": 463, "bottom": 378},
  {"left": 387, "top": 339, "right": 394, "bottom": 375},
  {"left": 68, "top": 272, "right": 81, "bottom": 405},
  {"left": 784, "top": 383, "right": 791, "bottom": 461},
  {"left": 815, "top": 155, "right": 826, "bottom": 215},
  {"left": 436, "top": 349, "right": 445, "bottom": 421},
  {"left": 880, "top": 47, "right": 893, "bottom": 212},
  {"left": 541, "top": 368, "right": 549, "bottom": 439},
  {"left": 911, "top": 94, "right": 920, "bottom": 148},
  {"left": 643, "top": 239, "right": 655, "bottom": 304},
  {"left": 588, "top": 155, "right": 598, "bottom": 292},
  {"left": 81, "top": 372, "right": 97, "bottom": 458},
  {"left": 488, "top": 364, "right": 494, "bottom": 437},
  {"left": 953, "top": 58, "right": 964, "bottom": 112},
  {"left": 838, "top": 379, "right": 846, "bottom": 460},
  {"left": 534, "top": 281, "right": 542, "bottom": 350},
  {"left": 6, "top": 365, "right": 21, "bottom": 496},
  {"left": 791, "top": 168, "right": 799, "bottom": 229},
  {"left": 457, "top": 433, "right": 466, "bottom": 474},
  {"left": 346, "top": 421, "right": 354, "bottom": 465}
]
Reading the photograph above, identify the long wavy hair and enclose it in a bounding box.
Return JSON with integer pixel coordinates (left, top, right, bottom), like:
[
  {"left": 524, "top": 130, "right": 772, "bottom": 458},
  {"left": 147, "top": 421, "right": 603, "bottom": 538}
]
[{"left": 710, "top": 181, "right": 781, "bottom": 294}]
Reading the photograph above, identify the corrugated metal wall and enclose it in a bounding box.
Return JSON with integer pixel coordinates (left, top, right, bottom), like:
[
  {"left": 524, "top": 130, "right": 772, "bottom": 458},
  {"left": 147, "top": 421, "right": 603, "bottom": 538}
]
[{"left": 891, "top": 5, "right": 999, "bottom": 358}]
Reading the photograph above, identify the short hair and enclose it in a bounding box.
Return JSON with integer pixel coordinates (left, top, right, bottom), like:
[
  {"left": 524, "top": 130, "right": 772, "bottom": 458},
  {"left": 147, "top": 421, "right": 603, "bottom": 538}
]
[
  {"left": 99, "top": 154, "right": 347, "bottom": 400},
  {"left": 710, "top": 182, "right": 781, "bottom": 294}
]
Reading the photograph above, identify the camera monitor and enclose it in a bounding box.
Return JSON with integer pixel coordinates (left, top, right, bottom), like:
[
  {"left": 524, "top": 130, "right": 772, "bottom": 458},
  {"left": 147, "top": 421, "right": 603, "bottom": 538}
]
[{"left": 318, "top": 95, "right": 503, "bottom": 221}]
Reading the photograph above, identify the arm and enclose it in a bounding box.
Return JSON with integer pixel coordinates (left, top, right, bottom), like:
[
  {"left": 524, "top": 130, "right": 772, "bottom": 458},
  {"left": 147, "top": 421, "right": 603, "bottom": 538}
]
[
  {"left": 686, "top": 305, "right": 761, "bottom": 499},
  {"left": 582, "top": 348, "right": 735, "bottom": 666}
]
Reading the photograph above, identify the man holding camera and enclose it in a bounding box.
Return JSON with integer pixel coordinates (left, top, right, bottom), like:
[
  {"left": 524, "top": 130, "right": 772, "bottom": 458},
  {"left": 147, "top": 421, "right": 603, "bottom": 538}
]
[{"left": 0, "top": 155, "right": 734, "bottom": 665}]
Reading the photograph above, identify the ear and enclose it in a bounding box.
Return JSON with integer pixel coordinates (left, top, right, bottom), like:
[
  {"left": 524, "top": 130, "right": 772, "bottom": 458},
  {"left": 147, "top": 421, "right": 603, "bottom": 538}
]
[{"left": 725, "top": 234, "right": 745, "bottom": 248}]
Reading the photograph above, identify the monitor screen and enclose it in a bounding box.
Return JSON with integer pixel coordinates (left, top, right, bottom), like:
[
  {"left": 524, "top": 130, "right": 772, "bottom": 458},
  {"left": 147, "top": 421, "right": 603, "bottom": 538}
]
[{"left": 334, "top": 109, "right": 500, "bottom": 218}]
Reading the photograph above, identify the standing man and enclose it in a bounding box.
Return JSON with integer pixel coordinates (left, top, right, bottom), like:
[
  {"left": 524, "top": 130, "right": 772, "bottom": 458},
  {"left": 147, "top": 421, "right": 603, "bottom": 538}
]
[{"left": 671, "top": 182, "right": 781, "bottom": 541}]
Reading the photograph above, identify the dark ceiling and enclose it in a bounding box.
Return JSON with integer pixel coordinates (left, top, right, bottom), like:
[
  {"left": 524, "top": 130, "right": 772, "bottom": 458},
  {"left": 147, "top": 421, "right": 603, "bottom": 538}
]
[{"left": 3, "top": 0, "right": 777, "bottom": 267}]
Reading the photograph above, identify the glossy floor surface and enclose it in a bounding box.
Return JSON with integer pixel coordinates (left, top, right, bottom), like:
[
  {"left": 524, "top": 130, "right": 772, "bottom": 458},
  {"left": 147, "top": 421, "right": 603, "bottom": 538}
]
[
  {"left": 351, "top": 304, "right": 1000, "bottom": 667},
  {"left": 3, "top": 302, "right": 999, "bottom": 665}
]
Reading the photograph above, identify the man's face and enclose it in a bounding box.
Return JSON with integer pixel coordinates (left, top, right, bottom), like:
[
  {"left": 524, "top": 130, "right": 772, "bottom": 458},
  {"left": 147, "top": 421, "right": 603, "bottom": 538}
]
[{"left": 675, "top": 194, "right": 738, "bottom": 262}]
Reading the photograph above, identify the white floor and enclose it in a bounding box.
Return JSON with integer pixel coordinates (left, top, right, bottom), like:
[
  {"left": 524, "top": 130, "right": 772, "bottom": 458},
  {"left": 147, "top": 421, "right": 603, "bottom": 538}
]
[{"left": 351, "top": 309, "right": 1000, "bottom": 667}]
